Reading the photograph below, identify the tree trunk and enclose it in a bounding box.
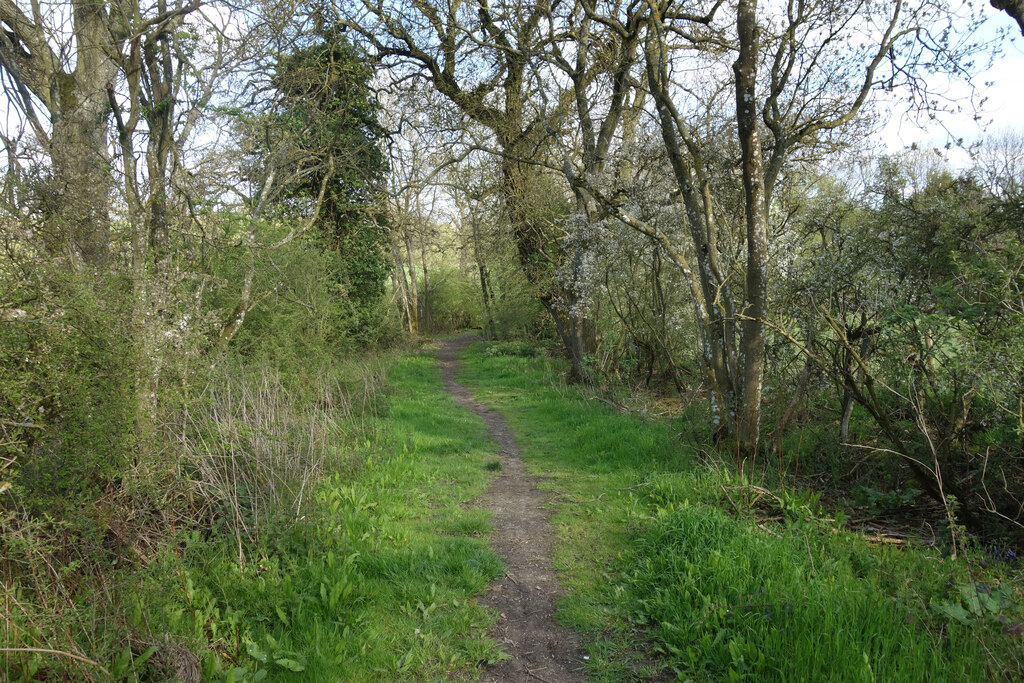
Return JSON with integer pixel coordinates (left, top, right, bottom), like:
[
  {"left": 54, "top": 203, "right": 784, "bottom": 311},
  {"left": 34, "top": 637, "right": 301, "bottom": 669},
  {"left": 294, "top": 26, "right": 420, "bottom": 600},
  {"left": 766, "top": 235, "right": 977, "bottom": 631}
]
[
  {"left": 840, "top": 391, "right": 855, "bottom": 442},
  {"left": 48, "top": 1, "right": 121, "bottom": 267},
  {"left": 471, "top": 214, "right": 497, "bottom": 339},
  {"left": 143, "top": 28, "right": 176, "bottom": 262},
  {"left": 392, "top": 244, "right": 414, "bottom": 332},
  {"left": 478, "top": 263, "right": 496, "bottom": 340},
  {"left": 0, "top": 0, "right": 121, "bottom": 267},
  {"left": 644, "top": 27, "right": 737, "bottom": 433},
  {"left": 420, "top": 241, "right": 432, "bottom": 333},
  {"left": 49, "top": 101, "right": 113, "bottom": 266},
  {"left": 404, "top": 230, "right": 420, "bottom": 334},
  {"left": 842, "top": 319, "right": 874, "bottom": 444},
  {"left": 734, "top": 0, "right": 769, "bottom": 458},
  {"left": 499, "top": 147, "right": 592, "bottom": 382},
  {"left": 542, "top": 297, "right": 591, "bottom": 383}
]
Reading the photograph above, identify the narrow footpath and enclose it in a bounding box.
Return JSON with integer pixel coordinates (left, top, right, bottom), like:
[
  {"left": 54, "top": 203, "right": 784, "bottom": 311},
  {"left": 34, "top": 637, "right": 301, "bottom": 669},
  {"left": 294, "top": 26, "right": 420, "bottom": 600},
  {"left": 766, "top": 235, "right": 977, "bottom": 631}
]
[{"left": 438, "top": 336, "right": 585, "bottom": 683}]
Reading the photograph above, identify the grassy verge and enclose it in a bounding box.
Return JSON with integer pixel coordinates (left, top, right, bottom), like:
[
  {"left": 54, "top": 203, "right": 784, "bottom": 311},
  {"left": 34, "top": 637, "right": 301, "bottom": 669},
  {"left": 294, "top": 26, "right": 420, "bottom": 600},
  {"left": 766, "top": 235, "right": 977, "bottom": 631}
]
[
  {"left": 167, "top": 349, "right": 506, "bottom": 681},
  {"left": 458, "top": 342, "right": 1024, "bottom": 681},
  {"left": 3, "top": 349, "right": 506, "bottom": 681}
]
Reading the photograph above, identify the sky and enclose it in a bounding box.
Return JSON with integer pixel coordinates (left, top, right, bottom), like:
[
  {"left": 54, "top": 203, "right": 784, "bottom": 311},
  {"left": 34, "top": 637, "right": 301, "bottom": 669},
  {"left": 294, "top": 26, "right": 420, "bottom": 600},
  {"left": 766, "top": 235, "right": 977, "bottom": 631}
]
[
  {"left": 2, "top": 0, "right": 1021, "bottom": 176},
  {"left": 880, "top": 14, "right": 1024, "bottom": 166}
]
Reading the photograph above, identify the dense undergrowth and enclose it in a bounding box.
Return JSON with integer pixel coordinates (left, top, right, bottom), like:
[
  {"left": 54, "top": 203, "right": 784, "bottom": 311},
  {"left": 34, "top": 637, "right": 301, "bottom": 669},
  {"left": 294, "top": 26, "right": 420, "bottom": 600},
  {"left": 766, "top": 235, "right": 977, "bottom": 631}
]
[
  {"left": 2, "top": 346, "right": 507, "bottom": 681},
  {"left": 154, "top": 351, "right": 504, "bottom": 681},
  {"left": 459, "top": 341, "right": 1024, "bottom": 681}
]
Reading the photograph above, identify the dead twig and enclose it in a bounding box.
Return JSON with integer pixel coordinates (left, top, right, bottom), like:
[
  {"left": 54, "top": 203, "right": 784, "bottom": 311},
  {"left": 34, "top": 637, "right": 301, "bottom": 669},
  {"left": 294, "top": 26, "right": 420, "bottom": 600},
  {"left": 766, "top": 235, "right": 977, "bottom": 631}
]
[
  {"left": 862, "top": 535, "right": 907, "bottom": 546},
  {"left": 587, "top": 395, "right": 627, "bottom": 412}
]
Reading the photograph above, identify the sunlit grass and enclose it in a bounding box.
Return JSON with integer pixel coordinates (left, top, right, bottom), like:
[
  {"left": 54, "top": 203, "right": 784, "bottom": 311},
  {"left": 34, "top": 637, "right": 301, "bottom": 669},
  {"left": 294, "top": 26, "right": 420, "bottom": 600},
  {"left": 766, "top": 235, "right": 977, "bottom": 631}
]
[
  {"left": 456, "top": 342, "right": 1022, "bottom": 681},
  {"left": 136, "top": 351, "right": 506, "bottom": 682}
]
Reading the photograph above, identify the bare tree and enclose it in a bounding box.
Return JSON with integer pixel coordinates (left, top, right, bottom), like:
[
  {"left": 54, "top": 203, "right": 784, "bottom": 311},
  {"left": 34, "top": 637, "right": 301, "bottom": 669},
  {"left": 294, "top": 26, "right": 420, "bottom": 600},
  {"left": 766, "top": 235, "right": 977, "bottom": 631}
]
[
  {"left": 338, "top": 0, "right": 602, "bottom": 379},
  {"left": 732, "top": 0, "right": 768, "bottom": 456},
  {"left": 0, "top": 0, "right": 205, "bottom": 266},
  {"left": 549, "top": 0, "right": 989, "bottom": 455}
]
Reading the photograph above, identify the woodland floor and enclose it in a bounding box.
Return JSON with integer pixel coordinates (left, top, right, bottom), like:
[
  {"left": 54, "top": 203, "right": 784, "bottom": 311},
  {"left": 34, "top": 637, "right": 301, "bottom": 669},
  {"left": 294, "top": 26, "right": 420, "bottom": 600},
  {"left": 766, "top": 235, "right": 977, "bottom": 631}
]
[{"left": 438, "top": 335, "right": 586, "bottom": 682}]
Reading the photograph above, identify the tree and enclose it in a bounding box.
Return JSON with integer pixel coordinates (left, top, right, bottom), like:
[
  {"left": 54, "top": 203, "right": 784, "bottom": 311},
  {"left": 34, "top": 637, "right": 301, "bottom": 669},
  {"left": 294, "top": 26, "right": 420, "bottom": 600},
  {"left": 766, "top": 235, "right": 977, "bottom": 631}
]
[
  {"left": 732, "top": 0, "right": 769, "bottom": 456},
  {"left": 770, "top": 150, "right": 1024, "bottom": 539},
  {"left": 555, "top": 0, "right": 989, "bottom": 456},
  {"left": 0, "top": 0, "right": 201, "bottom": 266},
  {"left": 339, "top": 0, "right": 598, "bottom": 380},
  {"left": 448, "top": 163, "right": 501, "bottom": 340},
  {"left": 272, "top": 36, "right": 390, "bottom": 337},
  {"left": 991, "top": 0, "right": 1024, "bottom": 34}
]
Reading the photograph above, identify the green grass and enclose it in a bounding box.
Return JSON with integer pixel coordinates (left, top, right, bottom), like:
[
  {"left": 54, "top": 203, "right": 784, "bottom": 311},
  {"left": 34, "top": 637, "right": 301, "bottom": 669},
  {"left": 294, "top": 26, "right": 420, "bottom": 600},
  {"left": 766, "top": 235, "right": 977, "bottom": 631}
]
[
  {"left": 54, "top": 340, "right": 1017, "bottom": 682},
  {"left": 456, "top": 342, "right": 1024, "bottom": 681},
  {"left": 133, "top": 351, "right": 506, "bottom": 682}
]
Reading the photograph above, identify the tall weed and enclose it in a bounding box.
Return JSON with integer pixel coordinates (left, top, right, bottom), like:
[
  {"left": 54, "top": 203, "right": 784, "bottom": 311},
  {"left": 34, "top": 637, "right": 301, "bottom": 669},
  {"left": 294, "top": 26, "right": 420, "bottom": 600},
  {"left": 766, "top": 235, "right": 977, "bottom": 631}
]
[{"left": 175, "top": 357, "right": 388, "bottom": 547}]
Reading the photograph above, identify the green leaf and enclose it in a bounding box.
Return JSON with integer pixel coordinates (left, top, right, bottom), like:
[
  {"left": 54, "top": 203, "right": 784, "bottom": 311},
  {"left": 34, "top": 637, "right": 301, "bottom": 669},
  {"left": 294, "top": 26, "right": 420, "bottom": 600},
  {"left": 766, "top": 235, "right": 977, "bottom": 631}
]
[
  {"left": 958, "top": 584, "right": 984, "bottom": 616},
  {"left": 978, "top": 584, "right": 1014, "bottom": 613},
  {"left": 275, "top": 658, "right": 306, "bottom": 672},
  {"left": 133, "top": 645, "right": 158, "bottom": 669},
  {"left": 246, "top": 641, "right": 268, "bottom": 663},
  {"left": 934, "top": 599, "right": 971, "bottom": 624}
]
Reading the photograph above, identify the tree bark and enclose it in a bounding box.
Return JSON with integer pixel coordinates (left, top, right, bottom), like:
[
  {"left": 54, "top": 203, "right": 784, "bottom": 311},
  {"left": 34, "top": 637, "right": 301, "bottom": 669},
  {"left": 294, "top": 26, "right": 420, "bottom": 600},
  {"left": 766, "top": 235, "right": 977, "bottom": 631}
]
[
  {"left": 471, "top": 214, "right": 497, "bottom": 339},
  {"left": 392, "top": 244, "right": 414, "bottom": 332},
  {"left": 142, "top": 20, "right": 177, "bottom": 262},
  {"left": 992, "top": 0, "right": 1024, "bottom": 34},
  {"left": 404, "top": 228, "right": 420, "bottom": 334},
  {"left": 734, "top": 0, "right": 769, "bottom": 457},
  {"left": 840, "top": 391, "right": 855, "bottom": 443},
  {"left": 478, "top": 263, "right": 497, "bottom": 339},
  {"left": 49, "top": 108, "right": 113, "bottom": 266},
  {"left": 0, "top": 0, "right": 123, "bottom": 266},
  {"left": 420, "top": 240, "right": 432, "bottom": 333}
]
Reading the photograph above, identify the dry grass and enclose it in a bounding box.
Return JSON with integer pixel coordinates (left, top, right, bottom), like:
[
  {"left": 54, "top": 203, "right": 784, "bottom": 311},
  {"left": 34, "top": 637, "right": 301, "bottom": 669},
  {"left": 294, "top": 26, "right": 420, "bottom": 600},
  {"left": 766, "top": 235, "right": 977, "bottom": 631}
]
[
  {"left": 174, "top": 358, "right": 389, "bottom": 555},
  {"left": 0, "top": 354, "right": 394, "bottom": 680}
]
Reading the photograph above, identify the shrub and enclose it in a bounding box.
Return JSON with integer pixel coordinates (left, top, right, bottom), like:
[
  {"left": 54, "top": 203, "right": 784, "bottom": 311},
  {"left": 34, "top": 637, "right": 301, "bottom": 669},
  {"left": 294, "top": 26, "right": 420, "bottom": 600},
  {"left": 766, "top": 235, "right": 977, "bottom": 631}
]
[{"left": 485, "top": 341, "right": 541, "bottom": 358}]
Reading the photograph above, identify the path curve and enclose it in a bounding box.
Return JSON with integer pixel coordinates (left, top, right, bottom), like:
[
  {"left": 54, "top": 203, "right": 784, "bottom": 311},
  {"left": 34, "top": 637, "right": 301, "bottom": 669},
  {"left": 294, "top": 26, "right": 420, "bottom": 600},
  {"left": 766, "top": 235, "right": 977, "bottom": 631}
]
[{"left": 438, "top": 335, "right": 585, "bottom": 683}]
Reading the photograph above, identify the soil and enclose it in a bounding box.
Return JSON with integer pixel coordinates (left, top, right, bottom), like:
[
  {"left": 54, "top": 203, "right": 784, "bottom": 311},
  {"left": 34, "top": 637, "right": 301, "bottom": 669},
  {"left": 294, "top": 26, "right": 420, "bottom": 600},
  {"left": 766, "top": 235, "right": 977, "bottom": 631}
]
[{"left": 438, "top": 335, "right": 586, "bottom": 683}]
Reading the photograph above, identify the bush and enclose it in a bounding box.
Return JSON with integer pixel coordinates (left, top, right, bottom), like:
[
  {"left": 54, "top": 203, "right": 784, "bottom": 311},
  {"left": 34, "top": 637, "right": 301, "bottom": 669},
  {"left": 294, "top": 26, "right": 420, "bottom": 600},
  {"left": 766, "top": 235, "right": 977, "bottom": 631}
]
[
  {"left": 485, "top": 341, "right": 541, "bottom": 358},
  {"left": 1, "top": 269, "right": 136, "bottom": 508},
  {"left": 0, "top": 222, "right": 402, "bottom": 679}
]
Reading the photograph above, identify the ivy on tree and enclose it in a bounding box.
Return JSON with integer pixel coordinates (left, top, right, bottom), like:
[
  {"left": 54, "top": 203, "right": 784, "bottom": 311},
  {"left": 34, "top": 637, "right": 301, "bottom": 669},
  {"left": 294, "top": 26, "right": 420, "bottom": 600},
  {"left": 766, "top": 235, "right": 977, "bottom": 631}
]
[{"left": 272, "top": 34, "right": 390, "bottom": 336}]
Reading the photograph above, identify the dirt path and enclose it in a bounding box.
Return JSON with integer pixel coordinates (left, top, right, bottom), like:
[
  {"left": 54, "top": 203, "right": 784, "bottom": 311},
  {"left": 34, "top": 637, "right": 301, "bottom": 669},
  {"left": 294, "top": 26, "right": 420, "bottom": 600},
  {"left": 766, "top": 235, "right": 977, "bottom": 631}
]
[{"left": 438, "top": 335, "right": 586, "bottom": 683}]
